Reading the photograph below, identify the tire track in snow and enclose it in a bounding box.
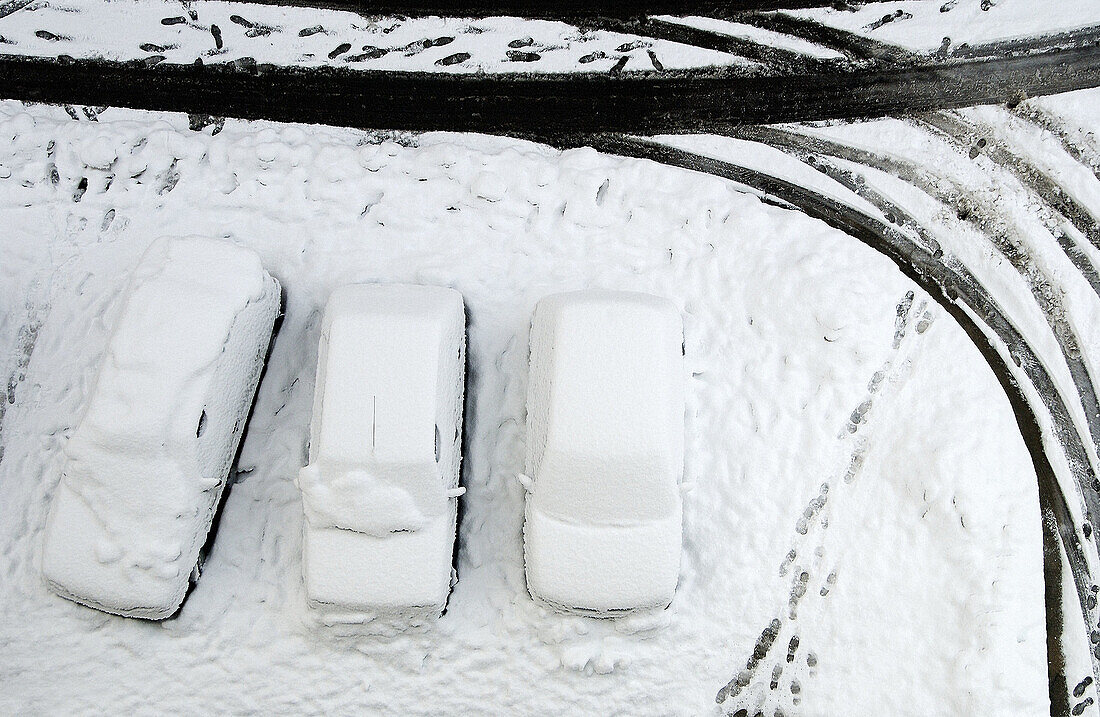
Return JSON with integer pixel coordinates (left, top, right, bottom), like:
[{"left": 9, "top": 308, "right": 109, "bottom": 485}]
[
  {"left": 726, "top": 124, "right": 1100, "bottom": 522},
  {"left": 213, "top": 0, "right": 897, "bottom": 20},
  {"left": 0, "top": 0, "right": 32, "bottom": 20},
  {"left": 734, "top": 10, "right": 1100, "bottom": 68},
  {"left": 950, "top": 24, "right": 1100, "bottom": 60},
  {"left": 714, "top": 291, "right": 933, "bottom": 714},
  {"left": 1012, "top": 102, "right": 1100, "bottom": 190},
  {"left": 731, "top": 10, "right": 918, "bottom": 65},
  {"left": 917, "top": 110, "right": 1100, "bottom": 296},
  {"left": 4, "top": 42, "right": 1100, "bottom": 132},
  {"left": 731, "top": 145, "right": 1085, "bottom": 715},
  {"left": 578, "top": 16, "right": 835, "bottom": 75},
  {"left": 555, "top": 134, "right": 1093, "bottom": 709}
]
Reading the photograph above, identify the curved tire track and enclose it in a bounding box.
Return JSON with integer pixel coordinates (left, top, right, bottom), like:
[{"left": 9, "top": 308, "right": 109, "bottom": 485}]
[
  {"left": 725, "top": 124, "right": 1100, "bottom": 518},
  {"left": 918, "top": 110, "right": 1100, "bottom": 287},
  {"left": 1011, "top": 102, "right": 1100, "bottom": 217},
  {"left": 548, "top": 133, "right": 1097, "bottom": 712},
  {"left": 731, "top": 10, "right": 918, "bottom": 65},
  {"left": 578, "top": 16, "right": 837, "bottom": 75}
]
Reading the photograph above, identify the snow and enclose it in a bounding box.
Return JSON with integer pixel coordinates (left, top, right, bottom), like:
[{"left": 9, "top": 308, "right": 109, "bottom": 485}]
[
  {"left": 959, "top": 104, "right": 1100, "bottom": 278},
  {"left": 1025, "top": 88, "right": 1100, "bottom": 181},
  {"left": 652, "top": 133, "right": 886, "bottom": 220},
  {"left": 653, "top": 15, "right": 846, "bottom": 60},
  {"left": 524, "top": 290, "right": 685, "bottom": 615},
  {"left": 300, "top": 465, "right": 430, "bottom": 536},
  {"left": 788, "top": 116, "right": 1100, "bottom": 486},
  {"left": 1, "top": 0, "right": 1095, "bottom": 73},
  {"left": 789, "top": 0, "right": 1100, "bottom": 54},
  {"left": 0, "top": 100, "right": 1047, "bottom": 715},
  {"left": 40, "top": 236, "right": 281, "bottom": 619},
  {"left": 298, "top": 283, "right": 465, "bottom": 618},
  {"left": 305, "top": 515, "right": 459, "bottom": 624},
  {"left": 1, "top": 0, "right": 1098, "bottom": 85},
  {"left": 1031, "top": 88, "right": 1100, "bottom": 133},
  {"left": 0, "top": 0, "right": 741, "bottom": 74}
]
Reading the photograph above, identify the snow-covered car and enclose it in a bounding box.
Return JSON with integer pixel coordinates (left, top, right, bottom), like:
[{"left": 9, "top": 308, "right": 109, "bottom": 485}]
[
  {"left": 297, "top": 284, "right": 466, "bottom": 620},
  {"left": 41, "top": 237, "right": 282, "bottom": 619},
  {"left": 522, "top": 290, "right": 685, "bottom": 616}
]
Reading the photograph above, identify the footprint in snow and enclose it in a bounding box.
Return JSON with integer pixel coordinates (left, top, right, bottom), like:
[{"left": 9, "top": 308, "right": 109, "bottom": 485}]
[
  {"left": 437, "top": 52, "right": 470, "bottom": 67},
  {"left": 507, "top": 50, "right": 540, "bottom": 62}
]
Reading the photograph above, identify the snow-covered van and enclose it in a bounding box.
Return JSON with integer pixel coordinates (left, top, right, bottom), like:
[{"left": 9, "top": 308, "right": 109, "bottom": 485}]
[
  {"left": 41, "top": 237, "right": 281, "bottom": 619},
  {"left": 297, "top": 284, "right": 466, "bottom": 620},
  {"left": 523, "top": 290, "right": 685, "bottom": 616}
]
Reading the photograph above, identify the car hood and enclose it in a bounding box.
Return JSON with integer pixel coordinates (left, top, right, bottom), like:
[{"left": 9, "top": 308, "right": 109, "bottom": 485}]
[
  {"left": 303, "top": 507, "right": 456, "bottom": 616},
  {"left": 523, "top": 502, "right": 682, "bottom": 615}
]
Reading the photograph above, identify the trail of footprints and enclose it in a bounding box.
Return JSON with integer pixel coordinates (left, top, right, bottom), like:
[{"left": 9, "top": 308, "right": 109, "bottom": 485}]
[
  {"left": 718, "top": 291, "right": 934, "bottom": 715},
  {"left": 0, "top": 311, "right": 41, "bottom": 465},
  {"left": 30, "top": 118, "right": 190, "bottom": 242},
  {"left": 12, "top": 0, "right": 667, "bottom": 73},
  {"left": 1073, "top": 675, "right": 1095, "bottom": 715}
]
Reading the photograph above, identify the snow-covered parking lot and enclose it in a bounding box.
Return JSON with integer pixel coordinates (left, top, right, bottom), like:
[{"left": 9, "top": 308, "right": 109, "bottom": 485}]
[{"left": 0, "top": 98, "right": 1051, "bottom": 714}]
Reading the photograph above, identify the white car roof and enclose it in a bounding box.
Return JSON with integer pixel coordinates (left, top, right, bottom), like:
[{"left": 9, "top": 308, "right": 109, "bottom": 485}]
[
  {"left": 82, "top": 237, "right": 269, "bottom": 446},
  {"left": 526, "top": 290, "right": 684, "bottom": 520},
  {"left": 312, "top": 283, "right": 464, "bottom": 467}
]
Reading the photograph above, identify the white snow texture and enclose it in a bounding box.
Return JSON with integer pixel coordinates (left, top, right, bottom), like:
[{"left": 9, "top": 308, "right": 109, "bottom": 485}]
[{"left": 0, "top": 100, "right": 1048, "bottom": 715}]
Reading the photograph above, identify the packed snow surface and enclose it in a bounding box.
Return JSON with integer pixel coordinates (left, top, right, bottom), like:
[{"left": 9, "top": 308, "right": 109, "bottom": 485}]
[
  {"left": 791, "top": 0, "right": 1100, "bottom": 53},
  {"left": 298, "top": 283, "right": 465, "bottom": 617},
  {"left": 0, "top": 100, "right": 1046, "bottom": 715},
  {"left": 524, "top": 290, "right": 685, "bottom": 615},
  {"left": 0, "top": 0, "right": 739, "bottom": 74},
  {"left": 39, "top": 236, "right": 280, "bottom": 619}
]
